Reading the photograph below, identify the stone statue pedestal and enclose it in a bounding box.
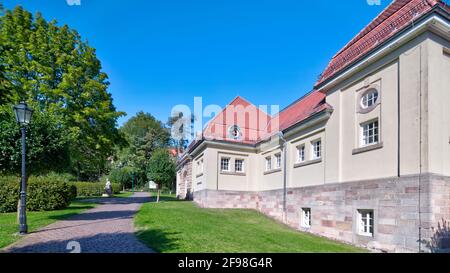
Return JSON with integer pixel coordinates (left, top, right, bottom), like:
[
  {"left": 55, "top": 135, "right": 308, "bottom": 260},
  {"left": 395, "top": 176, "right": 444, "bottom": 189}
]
[{"left": 103, "top": 178, "right": 113, "bottom": 197}]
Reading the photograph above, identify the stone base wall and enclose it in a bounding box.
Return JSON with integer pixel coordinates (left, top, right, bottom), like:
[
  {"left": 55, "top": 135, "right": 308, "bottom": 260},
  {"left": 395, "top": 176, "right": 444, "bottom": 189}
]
[
  {"left": 193, "top": 173, "right": 450, "bottom": 253},
  {"left": 194, "top": 189, "right": 259, "bottom": 209}
]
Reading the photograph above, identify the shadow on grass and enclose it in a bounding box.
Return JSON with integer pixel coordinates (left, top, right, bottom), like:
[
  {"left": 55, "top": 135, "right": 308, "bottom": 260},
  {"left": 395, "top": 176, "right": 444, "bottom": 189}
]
[{"left": 136, "top": 228, "right": 181, "bottom": 253}]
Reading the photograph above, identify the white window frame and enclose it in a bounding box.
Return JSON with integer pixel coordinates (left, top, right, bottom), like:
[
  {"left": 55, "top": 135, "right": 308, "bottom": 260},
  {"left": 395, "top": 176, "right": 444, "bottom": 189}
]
[
  {"left": 311, "top": 140, "right": 322, "bottom": 160},
  {"left": 361, "top": 120, "right": 379, "bottom": 147},
  {"left": 357, "top": 209, "right": 374, "bottom": 237},
  {"left": 220, "top": 157, "right": 230, "bottom": 172},
  {"left": 360, "top": 89, "right": 379, "bottom": 109},
  {"left": 235, "top": 159, "right": 245, "bottom": 173},
  {"left": 275, "top": 153, "right": 282, "bottom": 169},
  {"left": 265, "top": 156, "right": 272, "bottom": 171},
  {"left": 301, "top": 208, "right": 311, "bottom": 228},
  {"left": 297, "top": 145, "right": 305, "bottom": 163}
]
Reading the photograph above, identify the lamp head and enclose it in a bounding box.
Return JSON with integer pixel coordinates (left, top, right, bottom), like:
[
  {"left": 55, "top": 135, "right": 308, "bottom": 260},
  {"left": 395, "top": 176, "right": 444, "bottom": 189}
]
[{"left": 13, "top": 102, "right": 34, "bottom": 126}]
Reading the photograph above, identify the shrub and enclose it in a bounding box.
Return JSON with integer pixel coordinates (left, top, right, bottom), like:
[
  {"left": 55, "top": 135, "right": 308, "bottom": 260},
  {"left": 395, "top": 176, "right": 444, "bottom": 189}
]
[
  {"left": 0, "top": 176, "right": 20, "bottom": 213},
  {"left": 0, "top": 175, "right": 73, "bottom": 213},
  {"left": 69, "top": 182, "right": 121, "bottom": 197},
  {"left": 27, "top": 177, "right": 73, "bottom": 211}
]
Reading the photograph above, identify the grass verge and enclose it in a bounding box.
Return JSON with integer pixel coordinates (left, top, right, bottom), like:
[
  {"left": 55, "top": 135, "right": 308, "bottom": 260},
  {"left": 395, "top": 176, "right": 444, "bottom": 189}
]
[{"left": 135, "top": 195, "right": 366, "bottom": 253}]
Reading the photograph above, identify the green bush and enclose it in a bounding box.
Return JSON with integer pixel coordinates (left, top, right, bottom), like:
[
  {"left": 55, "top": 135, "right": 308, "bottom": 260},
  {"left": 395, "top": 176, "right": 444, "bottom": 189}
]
[
  {"left": 0, "top": 176, "right": 20, "bottom": 213},
  {"left": 27, "top": 177, "right": 73, "bottom": 211},
  {"left": 69, "top": 182, "right": 121, "bottom": 197},
  {"left": 0, "top": 175, "right": 73, "bottom": 213}
]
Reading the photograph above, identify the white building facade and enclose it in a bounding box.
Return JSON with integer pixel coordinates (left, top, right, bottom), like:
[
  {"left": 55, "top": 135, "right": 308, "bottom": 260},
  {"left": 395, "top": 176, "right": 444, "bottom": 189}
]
[{"left": 176, "top": 0, "right": 450, "bottom": 252}]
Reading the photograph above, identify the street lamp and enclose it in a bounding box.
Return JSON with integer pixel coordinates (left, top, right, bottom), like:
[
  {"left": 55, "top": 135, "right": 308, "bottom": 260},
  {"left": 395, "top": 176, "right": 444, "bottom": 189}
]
[{"left": 13, "top": 102, "right": 34, "bottom": 235}]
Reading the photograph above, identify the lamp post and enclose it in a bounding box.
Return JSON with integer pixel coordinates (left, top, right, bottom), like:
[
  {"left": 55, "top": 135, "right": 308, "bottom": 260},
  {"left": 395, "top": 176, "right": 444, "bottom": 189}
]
[{"left": 13, "top": 102, "right": 34, "bottom": 235}]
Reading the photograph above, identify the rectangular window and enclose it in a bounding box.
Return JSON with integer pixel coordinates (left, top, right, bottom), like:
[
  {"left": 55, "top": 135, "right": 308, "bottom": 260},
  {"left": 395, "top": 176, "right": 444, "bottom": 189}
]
[
  {"left": 265, "top": 157, "right": 272, "bottom": 171},
  {"left": 220, "top": 158, "right": 230, "bottom": 172},
  {"left": 275, "top": 153, "right": 282, "bottom": 169},
  {"left": 362, "top": 120, "right": 379, "bottom": 146},
  {"left": 301, "top": 208, "right": 311, "bottom": 228},
  {"left": 312, "top": 140, "right": 322, "bottom": 160},
  {"left": 235, "top": 159, "right": 244, "bottom": 173},
  {"left": 197, "top": 159, "right": 204, "bottom": 173},
  {"left": 297, "top": 145, "right": 305, "bottom": 163},
  {"left": 357, "top": 209, "right": 374, "bottom": 237}
]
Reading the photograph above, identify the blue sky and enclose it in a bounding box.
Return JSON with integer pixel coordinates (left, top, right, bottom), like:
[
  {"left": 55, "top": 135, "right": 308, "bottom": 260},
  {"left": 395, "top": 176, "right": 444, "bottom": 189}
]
[{"left": 4, "top": 0, "right": 390, "bottom": 126}]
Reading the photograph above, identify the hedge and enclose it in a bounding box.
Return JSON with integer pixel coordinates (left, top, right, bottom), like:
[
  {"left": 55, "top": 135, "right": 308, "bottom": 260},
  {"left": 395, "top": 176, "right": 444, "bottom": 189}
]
[
  {"left": 69, "top": 182, "right": 121, "bottom": 197},
  {"left": 0, "top": 175, "right": 121, "bottom": 213},
  {"left": 0, "top": 176, "right": 74, "bottom": 213}
]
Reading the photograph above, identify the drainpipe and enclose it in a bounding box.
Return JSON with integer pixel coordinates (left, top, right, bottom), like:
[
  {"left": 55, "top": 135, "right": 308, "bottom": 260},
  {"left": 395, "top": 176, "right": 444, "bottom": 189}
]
[{"left": 278, "top": 132, "right": 288, "bottom": 223}]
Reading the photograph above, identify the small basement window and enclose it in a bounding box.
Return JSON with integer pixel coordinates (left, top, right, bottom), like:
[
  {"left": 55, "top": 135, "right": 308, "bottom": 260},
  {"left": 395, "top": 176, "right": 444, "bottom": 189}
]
[
  {"left": 357, "top": 209, "right": 374, "bottom": 237},
  {"left": 301, "top": 208, "right": 311, "bottom": 228}
]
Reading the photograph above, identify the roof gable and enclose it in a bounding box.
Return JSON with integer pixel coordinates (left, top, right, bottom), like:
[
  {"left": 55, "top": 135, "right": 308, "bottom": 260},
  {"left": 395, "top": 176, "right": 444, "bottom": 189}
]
[
  {"left": 203, "top": 91, "right": 330, "bottom": 144},
  {"left": 203, "top": 96, "right": 272, "bottom": 144}
]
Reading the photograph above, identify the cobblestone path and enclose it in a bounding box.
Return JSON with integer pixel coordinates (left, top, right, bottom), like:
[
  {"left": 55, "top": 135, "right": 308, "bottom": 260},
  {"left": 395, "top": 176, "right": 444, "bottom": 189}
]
[{"left": 2, "top": 192, "right": 153, "bottom": 253}]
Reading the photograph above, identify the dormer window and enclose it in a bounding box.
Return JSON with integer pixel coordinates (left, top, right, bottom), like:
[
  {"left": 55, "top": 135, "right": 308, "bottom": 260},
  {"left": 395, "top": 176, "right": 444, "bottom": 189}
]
[{"left": 228, "top": 125, "right": 242, "bottom": 140}]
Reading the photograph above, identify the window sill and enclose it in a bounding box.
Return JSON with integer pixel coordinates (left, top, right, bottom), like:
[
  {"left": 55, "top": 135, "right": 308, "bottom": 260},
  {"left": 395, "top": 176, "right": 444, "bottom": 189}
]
[
  {"left": 264, "top": 169, "right": 281, "bottom": 175},
  {"left": 352, "top": 142, "right": 383, "bottom": 155},
  {"left": 220, "top": 171, "right": 246, "bottom": 176},
  {"left": 294, "top": 158, "right": 322, "bottom": 168},
  {"left": 357, "top": 233, "right": 374, "bottom": 238}
]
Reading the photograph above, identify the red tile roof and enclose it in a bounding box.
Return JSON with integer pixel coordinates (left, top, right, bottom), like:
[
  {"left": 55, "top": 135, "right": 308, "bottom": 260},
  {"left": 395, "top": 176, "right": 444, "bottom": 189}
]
[
  {"left": 315, "top": 0, "right": 448, "bottom": 88},
  {"left": 203, "top": 96, "right": 272, "bottom": 144},
  {"left": 202, "top": 91, "right": 331, "bottom": 145}
]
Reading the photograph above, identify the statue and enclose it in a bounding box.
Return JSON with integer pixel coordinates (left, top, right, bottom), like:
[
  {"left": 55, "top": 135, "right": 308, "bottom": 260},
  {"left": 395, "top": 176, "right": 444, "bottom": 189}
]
[{"left": 103, "top": 178, "right": 113, "bottom": 197}]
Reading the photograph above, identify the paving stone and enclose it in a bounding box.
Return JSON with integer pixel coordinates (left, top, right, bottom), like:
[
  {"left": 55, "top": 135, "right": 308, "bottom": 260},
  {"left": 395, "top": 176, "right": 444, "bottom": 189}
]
[{"left": 2, "top": 192, "right": 153, "bottom": 253}]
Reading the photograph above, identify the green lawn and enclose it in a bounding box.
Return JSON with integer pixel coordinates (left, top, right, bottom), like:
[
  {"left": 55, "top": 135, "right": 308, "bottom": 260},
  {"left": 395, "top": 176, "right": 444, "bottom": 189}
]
[
  {"left": 0, "top": 201, "right": 96, "bottom": 249},
  {"left": 135, "top": 196, "right": 366, "bottom": 253}
]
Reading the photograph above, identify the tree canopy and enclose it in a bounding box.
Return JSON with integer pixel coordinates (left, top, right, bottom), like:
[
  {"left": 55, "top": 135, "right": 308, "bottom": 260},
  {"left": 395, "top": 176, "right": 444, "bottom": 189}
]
[
  {"left": 0, "top": 6, "right": 125, "bottom": 180},
  {"left": 146, "top": 148, "right": 176, "bottom": 201},
  {"left": 112, "top": 112, "right": 171, "bottom": 187}
]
